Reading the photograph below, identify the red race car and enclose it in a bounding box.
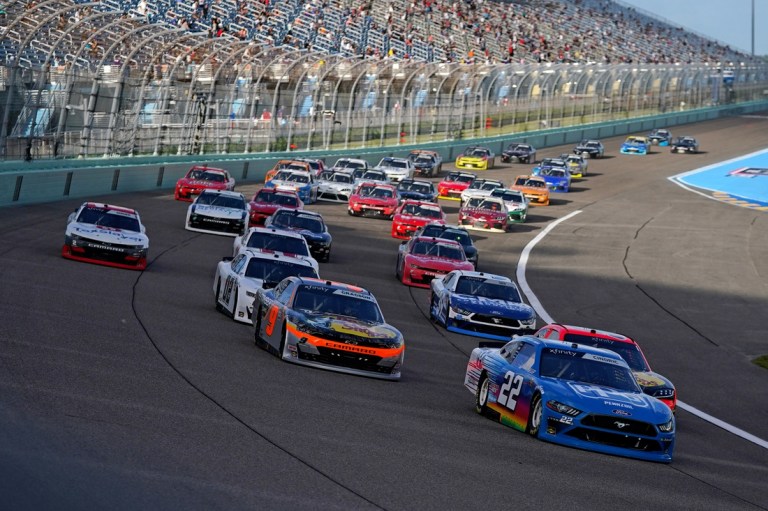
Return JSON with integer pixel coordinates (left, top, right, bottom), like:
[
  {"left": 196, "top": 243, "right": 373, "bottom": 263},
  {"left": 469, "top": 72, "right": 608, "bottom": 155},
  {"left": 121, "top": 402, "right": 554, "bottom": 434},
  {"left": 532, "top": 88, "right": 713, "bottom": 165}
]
[
  {"left": 437, "top": 171, "right": 476, "bottom": 200},
  {"left": 247, "top": 187, "right": 303, "bottom": 226},
  {"left": 533, "top": 323, "right": 677, "bottom": 411},
  {"left": 391, "top": 200, "right": 446, "bottom": 239},
  {"left": 458, "top": 196, "right": 509, "bottom": 232},
  {"left": 175, "top": 166, "right": 235, "bottom": 201},
  {"left": 347, "top": 182, "right": 400, "bottom": 219},
  {"left": 395, "top": 236, "right": 474, "bottom": 288}
]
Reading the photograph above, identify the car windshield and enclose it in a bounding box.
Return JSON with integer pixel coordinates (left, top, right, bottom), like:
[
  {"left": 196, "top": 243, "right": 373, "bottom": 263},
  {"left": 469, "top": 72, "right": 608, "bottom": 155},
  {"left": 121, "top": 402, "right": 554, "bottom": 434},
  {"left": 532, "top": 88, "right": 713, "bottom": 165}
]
[
  {"left": 455, "top": 277, "right": 520, "bottom": 301},
  {"left": 77, "top": 206, "right": 141, "bottom": 232},
  {"left": 541, "top": 169, "right": 566, "bottom": 177},
  {"left": 440, "top": 230, "right": 471, "bottom": 246},
  {"left": 331, "top": 173, "right": 353, "bottom": 183},
  {"left": 357, "top": 185, "right": 377, "bottom": 196},
  {"left": 539, "top": 349, "right": 640, "bottom": 392},
  {"left": 493, "top": 190, "right": 524, "bottom": 203},
  {"left": 414, "top": 156, "right": 434, "bottom": 164},
  {"left": 362, "top": 171, "right": 386, "bottom": 180},
  {"left": 469, "top": 149, "right": 487, "bottom": 157},
  {"left": 411, "top": 241, "right": 464, "bottom": 260},
  {"left": 188, "top": 170, "right": 226, "bottom": 182},
  {"left": 244, "top": 258, "right": 318, "bottom": 284},
  {"left": 369, "top": 187, "right": 394, "bottom": 198},
  {"left": 293, "top": 286, "right": 384, "bottom": 323},
  {"left": 478, "top": 200, "right": 503, "bottom": 211},
  {"left": 273, "top": 213, "right": 323, "bottom": 233},
  {"left": 196, "top": 193, "right": 245, "bottom": 209},
  {"left": 401, "top": 203, "right": 441, "bottom": 218},
  {"left": 524, "top": 179, "right": 545, "bottom": 188},
  {"left": 400, "top": 181, "right": 431, "bottom": 193},
  {"left": 451, "top": 174, "right": 474, "bottom": 184},
  {"left": 335, "top": 159, "right": 366, "bottom": 170},
  {"left": 562, "top": 334, "right": 650, "bottom": 372},
  {"left": 245, "top": 232, "right": 309, "bottom": 256},
  {"left": 381, "top": 159, "right": 408, "bottom": 169},
  {"left": 255, "top": 191, "right": 299, "bottom": 206},
  {"left": 419, "top": 225, "right": 445, "bottom": 237}
]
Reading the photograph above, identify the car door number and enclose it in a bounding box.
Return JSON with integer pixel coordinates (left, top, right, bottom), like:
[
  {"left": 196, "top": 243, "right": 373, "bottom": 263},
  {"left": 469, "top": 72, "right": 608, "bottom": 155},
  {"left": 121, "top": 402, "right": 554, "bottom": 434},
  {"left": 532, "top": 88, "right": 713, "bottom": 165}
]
[
  {"left": 497, "top": 371, "right": 524, "bottom": 411},
  {"left": 223, "top": 276, "right": 236, "bottom": 303},
  {"left": 264, "top": 304, "right": 279, "bottom": 336}
]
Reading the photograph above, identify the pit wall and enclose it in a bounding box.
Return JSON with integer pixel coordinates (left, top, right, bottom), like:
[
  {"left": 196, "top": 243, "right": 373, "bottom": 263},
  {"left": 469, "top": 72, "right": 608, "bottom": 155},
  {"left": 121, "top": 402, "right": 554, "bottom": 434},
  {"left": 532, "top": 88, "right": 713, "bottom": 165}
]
[{"left": 2, "top": 101, "right": 766, "bottom": 207}]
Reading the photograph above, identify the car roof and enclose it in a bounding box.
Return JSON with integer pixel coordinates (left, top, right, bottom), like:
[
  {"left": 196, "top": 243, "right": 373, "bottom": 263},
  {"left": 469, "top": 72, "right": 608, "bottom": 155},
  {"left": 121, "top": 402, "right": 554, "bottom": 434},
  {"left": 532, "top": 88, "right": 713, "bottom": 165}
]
[
  {"left": 83, "top": 202, "right": 138, "bottom": 215},
  {"left": 293, "top": 276, "right": 371, "bottom": 295},
  {"left": 452, "top": 270, "right": 512, "bottom": 283},
  {"left": 246, "top": 225, "right": 306, "bottom": 238},
  {"left": 199, "top": 189, "right": 243, "bottom": 198},
  {"left": 243, "top": 248, "right": 316, "bottom": 266},
  {"left": 517, "top": 336, "right": 628, "bottom": 363},
  {"left": 190, "top": 165, "right": 227, "bottom": 173},
  {"left": 548, "top": 324, "right": 636, "bottom": 345}
]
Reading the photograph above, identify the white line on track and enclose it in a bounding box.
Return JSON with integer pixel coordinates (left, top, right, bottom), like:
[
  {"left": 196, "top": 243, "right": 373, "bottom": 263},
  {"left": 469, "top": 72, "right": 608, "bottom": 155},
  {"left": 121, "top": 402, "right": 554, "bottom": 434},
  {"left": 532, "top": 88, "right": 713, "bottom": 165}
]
[{"left": 516, "top": 209, "right": 768, "bottom": 450}]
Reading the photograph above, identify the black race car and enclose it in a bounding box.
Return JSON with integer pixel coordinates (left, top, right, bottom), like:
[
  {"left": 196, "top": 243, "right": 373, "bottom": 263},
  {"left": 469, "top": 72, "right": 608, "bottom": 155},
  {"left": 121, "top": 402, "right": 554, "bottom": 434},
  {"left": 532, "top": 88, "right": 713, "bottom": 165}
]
[
  {"left": 264, "top": 208, "right": 332, "bottom": 262},
  {"left": 397, "top": 178, "right": 438, "bottom": 202},
  {"left": 670, "top": 136, "right": 699, "bottom": 154},
  {"left": 501, "top": 143, "right": 537, "bottom": 164},
  {"left": 573, "top": 139, "right": 605, "bottom": 158}
]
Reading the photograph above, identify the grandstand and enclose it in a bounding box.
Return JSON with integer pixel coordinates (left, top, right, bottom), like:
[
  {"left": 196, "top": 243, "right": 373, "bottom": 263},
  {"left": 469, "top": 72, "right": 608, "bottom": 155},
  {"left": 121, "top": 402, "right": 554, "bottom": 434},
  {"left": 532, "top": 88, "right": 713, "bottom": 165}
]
[{"left": 0, "top": 0, "right": 765, "bottom": 159}]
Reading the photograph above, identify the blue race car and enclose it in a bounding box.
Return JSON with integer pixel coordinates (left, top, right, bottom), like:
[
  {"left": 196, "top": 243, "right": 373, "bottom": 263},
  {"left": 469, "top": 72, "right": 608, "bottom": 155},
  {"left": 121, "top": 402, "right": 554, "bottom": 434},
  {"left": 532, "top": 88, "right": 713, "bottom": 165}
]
[
  {"left": 464, "top": 336, "right": 675, "bottom": 463},
  {"left": 429, "top": 270, "right": 537, "bottom": 339},
  {"left": 538, "top": 167, "right": 571, "bottom": 192},
  {"left": 265, "top": 208, "right": 332, "bottom": 262},
  {"left": 264, "top": 169, "right": 319, "bottom": 204},
  {"left": 531, "top": 157, "right": 568, "bottom": 176},
  {"left": 397, "top": 178, "right": 438, "bottom": 202},
  {"left": 620, "top": 136, "right": 651, "bottom": 155}
]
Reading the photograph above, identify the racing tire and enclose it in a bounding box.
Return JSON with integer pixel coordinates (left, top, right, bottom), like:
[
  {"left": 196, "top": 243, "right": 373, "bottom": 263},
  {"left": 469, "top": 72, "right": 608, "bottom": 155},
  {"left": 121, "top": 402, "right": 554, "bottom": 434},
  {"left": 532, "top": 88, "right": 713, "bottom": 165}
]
[
  {"left": 527, "top": 393, "right": 542, "bottom": 437},
  {"left": 253, "top": 306, "right": 262, "bottom": 345},
  {"left": 475, "top": 373, "right": 490, "bottom": 415},
  {"left": 214, "top": 279, "right": 223, "bottom": 312}
]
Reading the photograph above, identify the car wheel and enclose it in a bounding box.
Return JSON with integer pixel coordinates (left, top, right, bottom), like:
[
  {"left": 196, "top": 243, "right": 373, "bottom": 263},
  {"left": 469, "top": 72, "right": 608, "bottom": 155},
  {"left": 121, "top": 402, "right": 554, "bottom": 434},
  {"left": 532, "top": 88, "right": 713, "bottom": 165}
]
[
  {"left": 475, "top": 372, "right": 490, "bottom": 415},
  {"left": 527, "top": 393, "right": 542, "bottom": 437},
  {"left": 214, "top": 279, "right": 223, "bottom": 312},
  {"left": 253, "top": 305, "right": 262, "bottom": 345}
]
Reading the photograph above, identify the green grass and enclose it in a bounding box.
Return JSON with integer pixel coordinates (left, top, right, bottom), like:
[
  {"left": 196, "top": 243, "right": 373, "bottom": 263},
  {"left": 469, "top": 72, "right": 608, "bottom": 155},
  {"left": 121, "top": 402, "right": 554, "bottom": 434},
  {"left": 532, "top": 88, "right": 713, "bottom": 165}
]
[{"left": 752, "top": 355, "right": 768, "bottom": 370}]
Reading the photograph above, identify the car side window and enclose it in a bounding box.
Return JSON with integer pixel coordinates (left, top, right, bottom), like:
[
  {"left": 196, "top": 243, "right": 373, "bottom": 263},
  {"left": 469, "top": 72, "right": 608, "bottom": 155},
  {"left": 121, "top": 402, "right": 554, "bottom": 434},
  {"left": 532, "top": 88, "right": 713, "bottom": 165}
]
[
  {"left": 231, "top": 254, "right": 246, "bottom": 273},
  {"left": 443, "top": 272, "right": 457, "bottom": 289},
  {"left": 500, "top": 340, "right": 522, "bottom": 360},
  {"left": 545, "top": 329, "right": 562, "bottom": 340},
  {"left": 510, "top": 342, "right": 537, "bottom": 373},
  {"left": 277, "top": 280, "right": 296, "bottom": 304},
  {"left": 534, "top": 328, "right": 548, "bottom": 338}
]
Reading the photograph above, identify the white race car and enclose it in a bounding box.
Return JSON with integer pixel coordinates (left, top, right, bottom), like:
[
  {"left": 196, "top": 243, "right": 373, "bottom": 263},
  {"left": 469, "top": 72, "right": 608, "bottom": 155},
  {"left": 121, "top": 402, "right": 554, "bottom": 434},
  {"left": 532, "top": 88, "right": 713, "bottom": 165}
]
[
  {"left": 374, "top": 157, "right": 415, "bottom": 183},
  {"left": 232, "top": 226, "right": 318, "bottom": 272},
  {"left": 317, "top": 170, "right": 355, "bottom": 202},
  {"left": 460, "top": 179, "right": 504, "bottom": 205},
  {"left": 62, "top": 201, "right": 149, "bottom": 270},
  {"left": 214, "top": 249, "right": 319, "bottom": 324},
  {"left": 185, "top": 189, "right": 250, "bottom": 237}
]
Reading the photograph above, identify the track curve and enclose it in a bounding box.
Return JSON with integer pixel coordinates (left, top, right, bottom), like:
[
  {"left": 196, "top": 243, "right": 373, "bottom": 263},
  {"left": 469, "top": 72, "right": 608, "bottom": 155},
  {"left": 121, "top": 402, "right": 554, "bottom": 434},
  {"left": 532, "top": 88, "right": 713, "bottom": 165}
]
[{"left": 1, "top": 114, "right": 767, "bottom": 510}]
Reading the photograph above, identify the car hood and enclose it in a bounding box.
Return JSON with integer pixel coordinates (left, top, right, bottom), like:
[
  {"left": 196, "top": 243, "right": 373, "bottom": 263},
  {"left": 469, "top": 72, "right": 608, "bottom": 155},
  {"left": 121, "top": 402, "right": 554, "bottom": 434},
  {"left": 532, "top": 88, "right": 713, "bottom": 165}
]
[
  {"left": 633, "top": 370, "right": 674, "bottom": 391},
  {"left": 543, "top": 378, "right": 672, "bottom": 420},
  {"left": 249, "top": 202, "right": 281, "bottom": 214},
  {"left": 280, "top": 226, "right": 326, "bottom": 241},
  {"left": 268, "top": 179, "right": 308, "bottom": 189},
  {"left": 296, "top": 313, "right": 402, "bottom": 347},
  {"left": 178, "top": 179, "right": 226, "bottom": 188},
  {"left": 451, "top": 294, "right": 533, "bottom": 318},
  {"left": 355, "top": 197, "right": 398, "bottom": 206},
  {"left": 191, "top": 204, "right": 245, "bottom": 219},
  {"left": 406, "top": 253, "right": 471, "bottom": 269},
  {"left": 399, "top": 191, "right": 434, "bottom": 201},
  {"left": 460, "top": 207, "right": 507, "bottom": 219},
  {"left": 395, "top": 214, "right": 440, "bottom": 225}
]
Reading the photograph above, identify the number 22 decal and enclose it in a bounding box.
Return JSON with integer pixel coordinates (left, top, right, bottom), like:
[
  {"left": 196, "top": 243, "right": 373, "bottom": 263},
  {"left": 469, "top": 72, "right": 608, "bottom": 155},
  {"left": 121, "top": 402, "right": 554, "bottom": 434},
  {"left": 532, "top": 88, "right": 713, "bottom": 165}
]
[{"left": 497, "top": 371, "right": 524, "bottom": 411}]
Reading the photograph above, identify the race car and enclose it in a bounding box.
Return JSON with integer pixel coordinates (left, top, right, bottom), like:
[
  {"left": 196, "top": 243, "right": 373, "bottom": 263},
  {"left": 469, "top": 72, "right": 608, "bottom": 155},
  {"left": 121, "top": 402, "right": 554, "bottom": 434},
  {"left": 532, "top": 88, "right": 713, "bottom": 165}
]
[
  {"left": 459, "top": 178, "right": 504, "bottom": 205},
  {"left": 185, "top": 189, "right": 249, "bottom": 237},
  {"left": 396, "top": 178, "right": 437, "bottom": 202},
  {"left": 330, "top": 157, "right": 370, "bottom": 173},
  {"left": 247, "top": 187, "right": 303, "bottom": 226},
  {"left": 455, "top": 146, "right": 496, "bottom": 171},
  {"left": 390, "top": 200, "right": 446, "bottom": 239},
  {"left": 501, "top": 143, "right": 537, "bottom": 164},
  {"left": 316, "top": 170, "right": 355, "bottom": 202},
  {"left": 265, "top": 208, "right": 332, "bottom": 262},
  {"left": 573, "top": 139, "right": 605, "bottom": 159},
  {"left": 647, "top": 128, "right": 672, "bottom": 146},
  {"left": 214, "top": 249, "right": 319, "bottom": 324},
  {"left": 532, "top": 158, "right": 568, "bottom": 176},
  {"left": 407, "top": 150, "right": 443, "bottom": 177},
  {"left": 670, "top": 136, "right": 699, "bottom": 154},
  {"left": 264, "top": 169, "right": 318, "bottom": 204},
  {"left": 437, "top": 171, "right": 476, "bottom": 200},
  {"left": 620, "top": 136, "right": 651, "bottom": 155},
  {"left": 559, "top": 153, "right": 588, "bottom": 178},
  {"left": 396, "top": 236, "right": 474, "bottom": 288},
  {"left": 539, "top": 167, "right": 571, "bottom": 193},
  {"left": 252, "top": 277, "right": 405, "bottom": 380},
  {"left": 174, "top": 166, "right": 235, "bottom": 201},
  {"left": 458, "top": 196, "right": 509, "bottom": 232},
  {"left": 374, "top": 156, "right": 415, "bottom": 183},
  {"left": 510, "top": 175, "right": 550, "bottom": 206},
  {"left": 232, "top": 226, "right": 317, "bottom": 271},
  {"left": 533, "top": 324, "right": 677, "bottom": 411},
  {"left": 354, "top": 169, "right": 390, "bottom": 186},
  {"left": 61, "top": 201, "right": 149, "bottom": 270},
  {"left": 490, "top": 188, "right": 529, "bottom": 224},
  {"left": 465, "top": 336, "right": 675, "bottom": 463},
  {"left": 430, "top": 270, "right": 537, "bottom": 339},
  {"left": 414, "top": 223, "right": 479, "bottom": 268},
  {"left": 264, "top": 160, "right": 312, "bottom": 183},
  {"left": 293, "top": 157, "right": 326, "bottom": 176},
  {"left": 348, "top": 182, "right": 400, "bottom": 219}
]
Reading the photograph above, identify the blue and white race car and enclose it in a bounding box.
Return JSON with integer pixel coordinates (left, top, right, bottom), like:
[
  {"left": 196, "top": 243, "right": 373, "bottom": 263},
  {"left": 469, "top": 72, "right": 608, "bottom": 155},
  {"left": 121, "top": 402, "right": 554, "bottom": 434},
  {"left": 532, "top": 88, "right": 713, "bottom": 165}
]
[
  {"left": 539, "top": 167, "right": 571, "bottom": 192},
  {"left": 464, "top": 336, "right": 676, "bottom": 463},
  {"left": 185, "top": 189, "right": 249, "bottom": 237},
  {"left": 429, "top": 270, "right": 536, "bottom": 339},
  {"left": 620, "top": 136, "right": 651, "bottom": 155},
  {"left": 264, "top": 169, "right": 319, "bottom": 204}
]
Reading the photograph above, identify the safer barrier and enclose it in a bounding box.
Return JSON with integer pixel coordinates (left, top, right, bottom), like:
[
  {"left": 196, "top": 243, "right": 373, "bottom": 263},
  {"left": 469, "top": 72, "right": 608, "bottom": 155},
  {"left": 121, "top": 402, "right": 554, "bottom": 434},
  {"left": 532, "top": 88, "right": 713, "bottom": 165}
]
[{"left": 2, "top": 100, "right": 766, "bottom": 207}]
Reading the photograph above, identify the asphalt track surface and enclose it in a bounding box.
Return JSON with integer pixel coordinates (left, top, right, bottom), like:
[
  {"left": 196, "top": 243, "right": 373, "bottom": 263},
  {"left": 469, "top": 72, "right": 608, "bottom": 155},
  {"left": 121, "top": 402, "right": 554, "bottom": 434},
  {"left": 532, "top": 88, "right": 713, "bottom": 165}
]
[{"left": 1, "top": 115, "right": 767, "bottom": 510}]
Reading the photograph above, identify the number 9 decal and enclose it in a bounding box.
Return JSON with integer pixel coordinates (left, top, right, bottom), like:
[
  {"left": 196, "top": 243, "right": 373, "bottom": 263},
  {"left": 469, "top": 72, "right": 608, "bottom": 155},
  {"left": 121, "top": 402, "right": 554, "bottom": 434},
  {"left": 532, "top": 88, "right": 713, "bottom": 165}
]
[
  {"left": 497, "top": 371, "right": 524, "bottom": 411},
  {"left": 264, "top": 305, "right": 279, "bottom": 336}
]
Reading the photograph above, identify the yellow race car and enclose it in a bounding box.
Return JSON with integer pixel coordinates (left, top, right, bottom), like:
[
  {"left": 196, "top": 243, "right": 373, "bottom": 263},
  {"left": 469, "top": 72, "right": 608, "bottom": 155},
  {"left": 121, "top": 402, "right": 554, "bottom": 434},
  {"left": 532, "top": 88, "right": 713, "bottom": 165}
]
[{"left": 455, "top": 146, "right": 495, "bottom": 170}]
